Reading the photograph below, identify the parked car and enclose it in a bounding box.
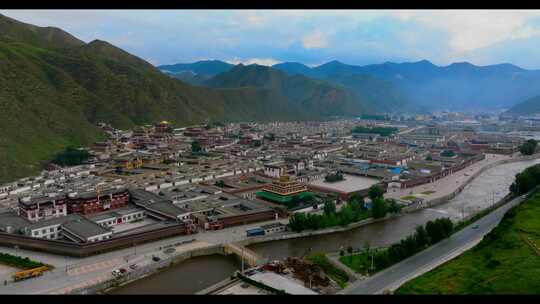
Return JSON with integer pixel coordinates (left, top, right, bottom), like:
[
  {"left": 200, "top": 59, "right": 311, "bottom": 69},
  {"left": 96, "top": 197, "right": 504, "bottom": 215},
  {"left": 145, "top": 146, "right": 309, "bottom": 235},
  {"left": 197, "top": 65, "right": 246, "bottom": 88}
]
[
  {"left": 129, "top": 264, "right": 138, "bottom": 270},
  {"left": 119, "top": 268, "right": 127, "bottom": 274},
  {"left": 152, "top": 256, "right": 161, "bottom": 262},
  {"left": 111, "top": 269, "right": 121, "bottom": 277}
]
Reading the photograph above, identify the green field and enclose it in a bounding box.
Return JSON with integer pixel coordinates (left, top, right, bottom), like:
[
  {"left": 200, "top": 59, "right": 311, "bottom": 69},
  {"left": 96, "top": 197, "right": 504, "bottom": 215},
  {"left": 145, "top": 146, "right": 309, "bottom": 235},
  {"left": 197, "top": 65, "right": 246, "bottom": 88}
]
[
  {"left": 400, "top": 195, "right": 417, "bottom": 201},
  {"left": 396, "top": 192, "right": 540, "bottom": 294}
]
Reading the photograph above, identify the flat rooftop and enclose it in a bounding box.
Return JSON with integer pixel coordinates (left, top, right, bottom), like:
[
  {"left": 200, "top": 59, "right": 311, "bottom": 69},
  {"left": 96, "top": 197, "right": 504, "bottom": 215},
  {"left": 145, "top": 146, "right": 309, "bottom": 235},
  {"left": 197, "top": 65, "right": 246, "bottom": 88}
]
[
  {"left": 248, "top": 272, "right": 317, "bottom": 295},
  {"left": 309, "top": 174, "right": 379, "bottom": 193}
]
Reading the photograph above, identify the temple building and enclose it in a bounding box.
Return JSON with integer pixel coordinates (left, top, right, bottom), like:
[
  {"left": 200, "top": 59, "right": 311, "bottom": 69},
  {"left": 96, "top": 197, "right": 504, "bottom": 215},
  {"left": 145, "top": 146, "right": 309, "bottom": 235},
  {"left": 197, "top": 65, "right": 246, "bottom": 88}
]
[
  {"left": 18, "top": 194, "right": 68, "bottom": 222},
  {"left": 256, "top": 175, "right": 314, "bottom": 205},
  {"left": 67, "top": 188, "right": 130, "bottom": 215}
]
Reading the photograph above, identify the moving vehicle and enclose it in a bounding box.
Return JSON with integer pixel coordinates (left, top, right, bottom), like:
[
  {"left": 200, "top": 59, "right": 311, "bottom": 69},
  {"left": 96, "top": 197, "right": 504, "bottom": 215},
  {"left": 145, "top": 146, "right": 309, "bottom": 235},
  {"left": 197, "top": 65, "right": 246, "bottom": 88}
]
[
  {"left": 472, "top": 225, "right": 479, "bottom": 229},
  {"left": 246, "top": 227, "right": 265, "bottom": 237},
  {"left": 129, "top": 264, "right": 138, "bottom": 270},
  {"left": 112, "top": 268, "right": 127, "bottom": 277},
  {"left": 152, "top": 256, "right": 161, "bottom": 262},
  {"left": 12, "top": 266, "right": 49, "bottom": 282}
]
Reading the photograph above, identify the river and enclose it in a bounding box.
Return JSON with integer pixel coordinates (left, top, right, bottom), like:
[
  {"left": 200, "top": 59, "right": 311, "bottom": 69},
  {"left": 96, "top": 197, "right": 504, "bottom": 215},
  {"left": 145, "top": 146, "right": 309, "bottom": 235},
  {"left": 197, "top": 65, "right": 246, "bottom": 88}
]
[{"left": 108, "top": 157, "right": 540, "bottom": 294}]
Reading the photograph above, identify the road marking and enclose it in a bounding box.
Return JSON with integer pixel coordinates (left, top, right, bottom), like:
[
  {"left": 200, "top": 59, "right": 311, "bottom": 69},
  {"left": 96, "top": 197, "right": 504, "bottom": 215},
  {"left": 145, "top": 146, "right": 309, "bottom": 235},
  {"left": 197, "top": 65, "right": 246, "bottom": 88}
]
[{"left": 68, "top": 258, "right": 122, "bottom": 276}]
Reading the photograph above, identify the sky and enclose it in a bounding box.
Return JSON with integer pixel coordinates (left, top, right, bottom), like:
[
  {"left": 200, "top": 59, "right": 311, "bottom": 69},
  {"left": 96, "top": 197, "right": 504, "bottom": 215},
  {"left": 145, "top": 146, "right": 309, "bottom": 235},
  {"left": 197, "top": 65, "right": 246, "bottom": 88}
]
[{"left": 3, "top": 9, "right": 540, "bottom": 69}]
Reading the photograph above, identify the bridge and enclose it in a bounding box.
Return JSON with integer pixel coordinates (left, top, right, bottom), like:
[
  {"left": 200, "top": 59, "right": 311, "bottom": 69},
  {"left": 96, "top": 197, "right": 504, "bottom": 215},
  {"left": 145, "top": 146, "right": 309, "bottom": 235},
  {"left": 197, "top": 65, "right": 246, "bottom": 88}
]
[{"left": 223, "top": 243, "right": 263, "bottom": 268}]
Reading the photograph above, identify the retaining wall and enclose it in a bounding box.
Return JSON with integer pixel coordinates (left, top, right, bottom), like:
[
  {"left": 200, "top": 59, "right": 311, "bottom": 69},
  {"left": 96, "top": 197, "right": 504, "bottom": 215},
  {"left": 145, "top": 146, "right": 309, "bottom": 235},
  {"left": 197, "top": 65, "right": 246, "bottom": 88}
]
[{"left": 70, "top": 244, "right": 225, "bottom": 294}]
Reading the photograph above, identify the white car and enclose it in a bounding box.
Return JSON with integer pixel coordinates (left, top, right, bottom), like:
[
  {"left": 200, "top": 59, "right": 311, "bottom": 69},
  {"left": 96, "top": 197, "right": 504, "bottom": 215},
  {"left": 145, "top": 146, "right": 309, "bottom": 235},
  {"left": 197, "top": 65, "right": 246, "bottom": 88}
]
[{"left": 111, "top": 269, "right": 121, "bottom": 277}]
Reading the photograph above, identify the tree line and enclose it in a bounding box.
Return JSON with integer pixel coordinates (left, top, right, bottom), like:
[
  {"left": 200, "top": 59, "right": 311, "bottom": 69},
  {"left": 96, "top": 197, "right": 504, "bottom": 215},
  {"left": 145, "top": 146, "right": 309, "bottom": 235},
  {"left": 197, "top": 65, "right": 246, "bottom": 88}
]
[
  {"left": 288, "top": 185, "right": 401, "bottom": 232},
  {"left": 351, "top": 126, "right": 398, "bottom": 137},
  {"left": 510, "top": 163, "right": 540, "bottom": 195},
  {"left": 341, "top": 217, "right": 454, "bottom": 274},
  {"left": 52, "top": 146, "right": 90, "bottom": 166}
]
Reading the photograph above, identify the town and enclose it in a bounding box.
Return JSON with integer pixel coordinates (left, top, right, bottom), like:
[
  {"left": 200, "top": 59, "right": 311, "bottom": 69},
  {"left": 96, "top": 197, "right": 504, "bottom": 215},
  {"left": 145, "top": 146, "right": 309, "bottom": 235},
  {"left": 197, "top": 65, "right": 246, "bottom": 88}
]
[{"left": 0, "top": 111, "right": 538, "bottom": 294}]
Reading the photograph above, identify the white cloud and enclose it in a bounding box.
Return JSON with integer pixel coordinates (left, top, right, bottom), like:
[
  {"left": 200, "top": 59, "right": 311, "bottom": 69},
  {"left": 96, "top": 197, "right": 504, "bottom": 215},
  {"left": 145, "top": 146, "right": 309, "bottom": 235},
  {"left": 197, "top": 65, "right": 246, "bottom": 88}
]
[
  {"left": 302, "top": 30, "right": 328, "bottom": 49},
  {"left": 226, "top": 57, "right": 280, "bottom": 66},
  {"left": 390, "top": 10, "right": 540, "bottom": 53}
]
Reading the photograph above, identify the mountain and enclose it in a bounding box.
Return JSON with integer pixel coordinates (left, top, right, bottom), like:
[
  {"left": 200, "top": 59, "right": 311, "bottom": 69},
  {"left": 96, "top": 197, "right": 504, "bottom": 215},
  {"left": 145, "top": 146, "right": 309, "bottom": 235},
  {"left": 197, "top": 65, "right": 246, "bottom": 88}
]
[
  {"left": 506, "top": 95, "right": 540, "bottom": 115},
  {"left": 204, "top": 64, "right": 373, "bottom": 117},
  {"left": 1, "top": 14, "right": 363, "bottom": 183},
  {"left": 0, "top": 13, "right": 85, "bottom": 49},
  {"left": 272, "top": 62, "right": 318, "bottom": 78},
  {"left": 157, "top": 60, "right": 234, "bottom": 85},
  {"left": 273, "top": 61, "right": 411, "bottom": 112},
  {"left": 274, "top": 60, "right": 540, "bottom": 111}
]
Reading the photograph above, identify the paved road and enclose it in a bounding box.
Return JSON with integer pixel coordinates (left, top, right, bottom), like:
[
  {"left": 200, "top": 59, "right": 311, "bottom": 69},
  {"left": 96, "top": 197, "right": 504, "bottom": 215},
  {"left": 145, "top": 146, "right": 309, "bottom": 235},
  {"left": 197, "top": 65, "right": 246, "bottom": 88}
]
[{"left": 341, "top": 194, "right": 526, "bottom": 294}]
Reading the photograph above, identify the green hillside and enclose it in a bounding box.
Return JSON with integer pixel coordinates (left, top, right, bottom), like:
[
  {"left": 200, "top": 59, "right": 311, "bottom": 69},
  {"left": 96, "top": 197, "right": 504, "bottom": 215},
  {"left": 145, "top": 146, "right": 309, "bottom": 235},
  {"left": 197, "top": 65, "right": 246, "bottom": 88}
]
[
  {"left": 396, "top": 192, "right": 540, "bottom": 294},
  {"left": 506, "top": 95, "right": 540, "bottom": 115},
  {"left": 0, "top": 14, "right": 326, "bottom": 183},
  {"left": 205, "top": 64, "right": 373, "bottom": 117}
]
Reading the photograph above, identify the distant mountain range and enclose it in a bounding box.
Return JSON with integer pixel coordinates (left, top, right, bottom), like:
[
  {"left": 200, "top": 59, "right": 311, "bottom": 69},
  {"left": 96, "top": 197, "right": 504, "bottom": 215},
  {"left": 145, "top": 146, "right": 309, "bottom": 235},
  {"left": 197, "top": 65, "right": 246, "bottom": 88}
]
[
  {"left": 158, "top": 61, "right": 413, "bottom": 114},
  {"left": 160, "top": 59, "right": 540, "bottom": 112}
]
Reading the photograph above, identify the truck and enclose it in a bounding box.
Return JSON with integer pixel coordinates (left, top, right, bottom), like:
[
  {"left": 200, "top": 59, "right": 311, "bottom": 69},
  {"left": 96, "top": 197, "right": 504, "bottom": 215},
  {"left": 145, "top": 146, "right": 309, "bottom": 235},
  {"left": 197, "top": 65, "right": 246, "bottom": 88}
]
[
  {"left": 12, "top": 266, "right": 49, "bottom": 282},
  {"left": 246, "top": 227, "right": 265, "bottom": 237}
]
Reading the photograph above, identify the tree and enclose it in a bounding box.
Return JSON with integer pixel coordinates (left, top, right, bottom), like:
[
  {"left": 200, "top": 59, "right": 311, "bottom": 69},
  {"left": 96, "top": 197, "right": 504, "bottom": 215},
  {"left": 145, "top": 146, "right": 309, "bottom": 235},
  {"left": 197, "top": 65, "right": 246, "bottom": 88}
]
[
  {"left": 371, "top": 197, "right": 388, "bottom": 219},
  {"left": 414, "top": 225, "right": 429, "bottom": 249},
  {"left": 214, "top": 180, "right": 225, "bottom": 188},
  {"left": 425, "top": 155, "right": 433, "bottom": 161},
  {"left": 191, "top": 140, "right": 202, "bottom": 153},
  {"left": 52, "top": 146, "right": 90, "bottom": 166},
  {"left": 288, "top": 212, "right": 307, "bottom": 232},
  {"left": 368, "top": 185, "right": 385, "bottom": 201},
  {"left": 425, "top": 218, "right": 453, "bottom": 244},
  {"left": 323, "top": 201, "right": 337, "bottom": 216},
  {"left": 387, "top": 199, "right": 401, "bottom": 214},
  {"left": 519, "top": 139, "right": 538, "bottom": 155},
  {"left": 440, "top": 150, "right": 456, "bottom": 157},
  {"left": 338, "top": 205, "right": 355, "bottom": 226},
  {"left": 347, "top": 246, "right": 354, "bottom": 262}
]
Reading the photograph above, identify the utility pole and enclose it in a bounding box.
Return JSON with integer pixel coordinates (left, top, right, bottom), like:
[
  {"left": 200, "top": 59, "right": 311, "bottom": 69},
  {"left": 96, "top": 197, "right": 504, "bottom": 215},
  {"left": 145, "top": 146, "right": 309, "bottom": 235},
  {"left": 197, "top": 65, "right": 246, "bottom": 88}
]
[{"left": 241, "top": 247, "right": 245, "bottom": 274}]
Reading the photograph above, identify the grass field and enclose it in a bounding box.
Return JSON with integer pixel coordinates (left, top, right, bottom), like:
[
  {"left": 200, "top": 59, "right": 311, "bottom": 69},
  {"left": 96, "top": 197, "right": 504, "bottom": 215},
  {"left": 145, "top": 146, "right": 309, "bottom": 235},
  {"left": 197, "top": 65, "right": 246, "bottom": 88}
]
[
  {"left": 400, "top": 195, "right": 417, "bottom": 201},
  {"left": 339, "top": 251, "right": 378, "bottom": 275},
  {"left": 396, "top": 192, "right": 540, "bottom": 294}
]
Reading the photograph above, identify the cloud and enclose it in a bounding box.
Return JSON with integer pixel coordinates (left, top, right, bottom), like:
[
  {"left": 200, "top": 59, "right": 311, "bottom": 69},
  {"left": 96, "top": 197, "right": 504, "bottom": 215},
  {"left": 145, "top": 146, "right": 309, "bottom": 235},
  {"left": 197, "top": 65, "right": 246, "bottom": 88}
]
[
  {"left": 302, "top": 30, "right": 328, "bottom": 49},
  {"left": 4, "top": 10, "right": 540, "bottom": 68},
  {"left": 390, "top": 10, "right": 540, "bottom": 53},
  {"left": 226, "top": 57, "right": 281, "bottom": 66}
]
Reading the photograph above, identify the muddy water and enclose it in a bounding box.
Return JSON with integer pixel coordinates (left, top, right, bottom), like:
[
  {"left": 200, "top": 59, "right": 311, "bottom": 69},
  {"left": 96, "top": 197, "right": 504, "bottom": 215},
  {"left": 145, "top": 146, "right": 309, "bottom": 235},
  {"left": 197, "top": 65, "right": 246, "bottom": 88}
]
[{"left": 108, "top": 254, "right": 240, "bottom": 294}]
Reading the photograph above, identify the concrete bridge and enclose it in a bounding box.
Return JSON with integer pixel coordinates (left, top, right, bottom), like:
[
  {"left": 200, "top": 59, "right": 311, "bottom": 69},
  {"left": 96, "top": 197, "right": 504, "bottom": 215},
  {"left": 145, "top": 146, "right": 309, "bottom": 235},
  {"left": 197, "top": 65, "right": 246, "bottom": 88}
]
[{"left": 223, "top": 243, "right": 263, "bottom": 268}]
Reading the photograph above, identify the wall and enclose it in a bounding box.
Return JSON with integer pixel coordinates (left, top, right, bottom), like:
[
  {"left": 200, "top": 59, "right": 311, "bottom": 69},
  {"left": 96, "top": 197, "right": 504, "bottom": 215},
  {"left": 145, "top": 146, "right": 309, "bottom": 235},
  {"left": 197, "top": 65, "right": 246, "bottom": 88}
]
[
  {"left": 0, "top": 224, "right": 189, "bottom": 257},
  {"left": 70, "top": 244, "right": 225, "bottom": 295}
]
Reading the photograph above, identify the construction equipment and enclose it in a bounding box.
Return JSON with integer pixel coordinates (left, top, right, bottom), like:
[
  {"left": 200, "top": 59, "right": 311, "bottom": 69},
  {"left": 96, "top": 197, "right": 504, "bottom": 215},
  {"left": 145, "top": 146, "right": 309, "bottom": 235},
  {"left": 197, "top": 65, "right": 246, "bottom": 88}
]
[{"left": 12, "top": 266, "right": 49, "bottom": 282}]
